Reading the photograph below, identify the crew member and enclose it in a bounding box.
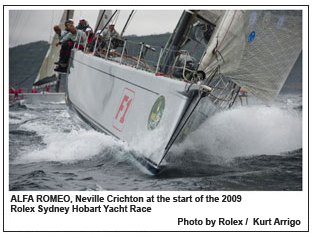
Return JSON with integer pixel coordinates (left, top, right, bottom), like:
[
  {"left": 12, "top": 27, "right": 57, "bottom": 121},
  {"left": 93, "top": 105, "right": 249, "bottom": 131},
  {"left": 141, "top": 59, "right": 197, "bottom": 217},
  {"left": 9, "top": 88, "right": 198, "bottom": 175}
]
[
  {"left": 55, "top": 19, "right": 74, "bottom": 42},
  {"left": 173, "top": 53, "right": 195, "bottom": 80},
  {"left": 89, "top": 30, "right": 105, "bottom": 53},
  {"left": 102, "top": 23, "right": 121, "bottom": 49},
  {"left": 54, "top": 24, "right": 87, "bottom": 73},
  {"left": 53, "top": 25, "right": 68, "bottom": 44},
  {"left": 239, "top": 88, "right": 248, "bottom": 106},
  {"left": 86, "top": 27, "right": 94, "bottom": 44},
  {"left": 76, "top": 18, "right": 92, "bottom": 32},
  {"left": 45, "top": 85, "right": 50, "bottom": 92}
]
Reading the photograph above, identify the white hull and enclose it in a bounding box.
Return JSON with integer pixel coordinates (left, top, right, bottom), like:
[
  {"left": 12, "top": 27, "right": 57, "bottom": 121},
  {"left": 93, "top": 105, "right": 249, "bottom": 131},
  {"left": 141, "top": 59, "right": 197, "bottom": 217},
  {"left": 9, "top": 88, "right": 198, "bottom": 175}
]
[{"left": 66, "top": 50, "right": 204, "bottom": 173}]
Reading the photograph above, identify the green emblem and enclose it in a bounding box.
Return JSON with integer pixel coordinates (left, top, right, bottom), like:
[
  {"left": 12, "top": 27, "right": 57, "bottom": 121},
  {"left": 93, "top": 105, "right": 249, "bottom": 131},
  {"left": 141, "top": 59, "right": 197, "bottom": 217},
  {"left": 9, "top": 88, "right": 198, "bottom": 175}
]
[{"left": 147, "top": 96, "right": 165, "bottom": 130}]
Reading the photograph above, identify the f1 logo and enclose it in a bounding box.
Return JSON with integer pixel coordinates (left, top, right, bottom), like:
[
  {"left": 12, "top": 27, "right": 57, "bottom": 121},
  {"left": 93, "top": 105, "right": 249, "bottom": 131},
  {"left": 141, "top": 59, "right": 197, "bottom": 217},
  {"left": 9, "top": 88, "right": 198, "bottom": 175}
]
[{"left": 113, "top": 88, "right": 135, "bottom": 131}]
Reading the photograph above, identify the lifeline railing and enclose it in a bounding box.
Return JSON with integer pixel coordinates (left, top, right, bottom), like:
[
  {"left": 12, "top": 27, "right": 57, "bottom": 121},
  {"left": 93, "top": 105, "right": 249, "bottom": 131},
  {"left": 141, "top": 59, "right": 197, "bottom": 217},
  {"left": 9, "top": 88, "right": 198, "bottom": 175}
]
[
  {"left": 74, "top": 36, "right": 242, "bottom": 108},
  {"left": 81, "top": 36, "right": 200, "bottom": 80}
]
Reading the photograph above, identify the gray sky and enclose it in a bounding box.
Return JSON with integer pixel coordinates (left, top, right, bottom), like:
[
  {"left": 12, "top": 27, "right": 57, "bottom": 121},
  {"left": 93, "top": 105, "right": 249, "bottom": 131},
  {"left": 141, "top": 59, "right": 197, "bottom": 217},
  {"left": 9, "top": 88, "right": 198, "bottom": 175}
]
[{"left": 9, "top": 10, "right": 183, "bottom": 47}]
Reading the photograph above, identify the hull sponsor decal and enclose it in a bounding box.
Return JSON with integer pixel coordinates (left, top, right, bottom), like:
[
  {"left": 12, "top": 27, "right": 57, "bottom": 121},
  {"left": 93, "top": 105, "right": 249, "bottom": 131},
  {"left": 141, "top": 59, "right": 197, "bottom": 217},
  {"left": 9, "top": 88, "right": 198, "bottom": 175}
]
[
  {"left": 113, "top": 88, "right": 135, "bottom": 132},
  {"left": 147, "top": 95, "right": 165, "bottom": 130}
]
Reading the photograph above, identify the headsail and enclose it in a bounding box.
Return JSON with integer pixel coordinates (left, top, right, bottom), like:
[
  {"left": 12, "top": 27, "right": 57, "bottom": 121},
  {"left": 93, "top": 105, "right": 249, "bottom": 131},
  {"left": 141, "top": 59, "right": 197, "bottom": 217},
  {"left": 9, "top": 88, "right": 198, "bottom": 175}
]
[
  {"left": 198, "top": 10, "right": 302, "bottom": 102},
  {"left": 33, "top": 10, "right": 74, "bottom": 87}
]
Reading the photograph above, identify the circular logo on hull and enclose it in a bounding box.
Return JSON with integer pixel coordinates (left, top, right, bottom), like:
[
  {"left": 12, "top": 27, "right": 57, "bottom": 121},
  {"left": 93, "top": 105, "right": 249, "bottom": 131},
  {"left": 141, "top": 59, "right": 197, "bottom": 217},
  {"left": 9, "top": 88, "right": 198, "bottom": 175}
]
[{"left": 147, "top": 96, "right": 165, "bottom": 130}]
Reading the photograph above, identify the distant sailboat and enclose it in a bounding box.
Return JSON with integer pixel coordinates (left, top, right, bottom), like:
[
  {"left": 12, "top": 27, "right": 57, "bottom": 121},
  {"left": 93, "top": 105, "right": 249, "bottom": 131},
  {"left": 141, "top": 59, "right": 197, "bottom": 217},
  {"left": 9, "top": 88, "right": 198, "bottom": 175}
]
[
  {"left": 33, "top": 10, "right": 74, "bottom": 92},
  {"left": 9, "top": 10, "right": 75, "bottom": 105}
]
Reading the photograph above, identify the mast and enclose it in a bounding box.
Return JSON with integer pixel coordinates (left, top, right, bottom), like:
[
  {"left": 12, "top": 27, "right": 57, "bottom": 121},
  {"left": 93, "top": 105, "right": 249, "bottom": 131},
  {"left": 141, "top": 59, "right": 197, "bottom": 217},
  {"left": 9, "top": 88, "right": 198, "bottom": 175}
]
[
  {"left": 66, "top": 10, "right": 71, "bottom": 21},
  {"left": 159, "top": 11, "right": 193, "bottom": 74}
]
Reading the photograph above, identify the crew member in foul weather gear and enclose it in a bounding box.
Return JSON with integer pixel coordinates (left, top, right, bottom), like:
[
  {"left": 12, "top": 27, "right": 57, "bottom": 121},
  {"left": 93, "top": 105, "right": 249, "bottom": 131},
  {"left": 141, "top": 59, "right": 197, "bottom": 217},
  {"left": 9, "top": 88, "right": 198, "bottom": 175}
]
[
  {"left": 55, "top": 24, "right": 87, "bottom": 73},
  {"left": 86, "top": 28, "right": 94, "bottom": 44},
  {"left": 54, "top": 19, "right": 74, "bottom": 44},
  {"left": 102, "top": 23, "right": 121, "bottom": 49},
  {"left": 53, "top": 25, "right": 69, "bottom": 44},
  {"left": 88, "top": 30, "right": 106, "bottom": 53},
  {"left": 76, "top": 18, "right": 92, "bottom": 32},
  {"left": 173, "top": 53, "right": 195, "bottom": 80},
  {"left": 59, "top": 24, "right": 87, "bottom": 50},
  {"left": 54, "top": 19, "right": 74, "bottom": 68}
]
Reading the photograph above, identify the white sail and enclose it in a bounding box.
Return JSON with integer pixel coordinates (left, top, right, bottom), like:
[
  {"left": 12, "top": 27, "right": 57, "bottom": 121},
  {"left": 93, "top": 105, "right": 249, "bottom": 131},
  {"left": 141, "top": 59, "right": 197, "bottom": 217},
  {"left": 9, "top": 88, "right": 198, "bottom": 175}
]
[
  {"left": 95, "top": 10, "right": 112, "bottom": 31},
  {"left": 33, "top": 10, "right": 74, "bottom": 87},
  {"left": 198, "top": 10, "right": 302, "bottom": 102}
]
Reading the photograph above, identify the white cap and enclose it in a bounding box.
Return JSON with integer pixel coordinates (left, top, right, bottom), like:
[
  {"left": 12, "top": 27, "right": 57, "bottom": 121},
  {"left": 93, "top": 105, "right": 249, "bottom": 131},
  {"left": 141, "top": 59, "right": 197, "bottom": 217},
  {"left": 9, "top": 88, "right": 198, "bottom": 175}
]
[
  {"left": 86, "top": 27, "right": 92, "bottom": 32},
  {"left": 79, "top": 17, "right": 85, "bottom": 21},
  {"left": 109, "top": 22, "right": 115, "bottom": 26},
  {"left": 68, "top": 18, "right": 74, "bottom": 22}
]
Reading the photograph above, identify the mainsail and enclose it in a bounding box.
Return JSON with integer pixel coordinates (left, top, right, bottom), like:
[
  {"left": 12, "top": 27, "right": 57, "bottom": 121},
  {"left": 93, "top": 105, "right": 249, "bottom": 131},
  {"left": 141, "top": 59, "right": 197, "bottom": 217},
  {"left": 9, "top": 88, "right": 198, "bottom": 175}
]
[
  {"left": 198, "top": 10, "right": 302, "bottom": 102},
  {"left": 33, "top": 10, "right": 74, "bottom": 87}
]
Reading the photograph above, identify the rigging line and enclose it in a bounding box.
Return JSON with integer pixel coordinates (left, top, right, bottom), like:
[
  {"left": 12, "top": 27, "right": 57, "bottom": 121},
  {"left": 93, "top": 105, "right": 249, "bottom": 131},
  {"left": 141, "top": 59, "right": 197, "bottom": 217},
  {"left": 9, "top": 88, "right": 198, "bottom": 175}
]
[
  {"left": 11, "top": 11, "right": 20, "bottom": 33},
  {"left": 11, "top": 10, "right": 22, "bottom": 46},
  {"left": 113, "top": 10, "right": 120, "bottom": 25},
  {"left": 120, "top": 10, "right": 135, "bottom": 38},
  {"left": 14, "top": 11, "right": 31, "bottom": 47},
  {"left": 48, "top": 10, "right": 55, "bottom": 44},
  {"left": 128, "top": 10, "right": 136, "bottom": 26},
  {"left": 94, "top": 10, "right": 106, "bottom": 33},
  {"left": 99, "top": 10, "right": 118, "bottom": 33},
  {"left": 78, "top": 10, "right": 82, "bottom": 20},
  {"left": 11, "top": 11, "right": 21, "bottom": 46},
  {"left": 189, "top": 41, "right": 200, "bottom": 55},
  {"left": 44, "top": 10, "right": 55, "bottom": 77},
  {"left": 9, "top": 11, "right": 19, "bottom": 43},
  {"left": 92, "top": 10, "right": 119, "bottom": 53}
]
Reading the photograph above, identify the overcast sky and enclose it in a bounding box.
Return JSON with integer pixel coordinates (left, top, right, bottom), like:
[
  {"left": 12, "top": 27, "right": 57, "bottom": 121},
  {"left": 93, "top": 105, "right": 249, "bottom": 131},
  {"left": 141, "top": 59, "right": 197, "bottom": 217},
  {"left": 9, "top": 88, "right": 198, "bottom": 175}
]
[{"left": 9, "top": 10, "right": 183, "bottom": 47}]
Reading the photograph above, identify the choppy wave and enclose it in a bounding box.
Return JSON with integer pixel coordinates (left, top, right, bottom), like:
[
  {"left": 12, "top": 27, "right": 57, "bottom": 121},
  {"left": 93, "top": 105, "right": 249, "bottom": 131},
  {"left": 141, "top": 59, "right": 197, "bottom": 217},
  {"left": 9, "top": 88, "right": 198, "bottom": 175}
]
[
  {"left": 173, "top": 104, "right": 302, "bottom": 160},
  {"left": 9, "top": 94, "right": 303, "bottom": 191}
]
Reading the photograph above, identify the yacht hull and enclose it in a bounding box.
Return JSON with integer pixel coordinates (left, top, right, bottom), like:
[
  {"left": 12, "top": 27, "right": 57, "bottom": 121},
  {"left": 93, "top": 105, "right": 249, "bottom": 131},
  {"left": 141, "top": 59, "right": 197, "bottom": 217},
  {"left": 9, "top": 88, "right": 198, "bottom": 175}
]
[{"left": 65, "top": 50, "right": 199, "bottom": 173}]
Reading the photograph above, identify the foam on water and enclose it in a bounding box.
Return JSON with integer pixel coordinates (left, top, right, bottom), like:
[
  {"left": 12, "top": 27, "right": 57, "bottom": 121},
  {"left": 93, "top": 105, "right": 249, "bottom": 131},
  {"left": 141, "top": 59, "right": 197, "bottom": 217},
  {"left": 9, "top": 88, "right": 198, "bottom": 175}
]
[
  {"left": 9, "top": 95, "right": 303, "bottom": 190},
  {"left": 9, "top": 111, "right": 38, "bottom": 124},
  {"left": 130, "top": 127, "right": 168, "bottom": 161},
  {"left": 13, "top": 104, "right": 131, "bottom": 164},
  {"left": 12, "top": 95, "right": 302, "bottom": 168},
  {"left": 18, "top": 128, "right": 129, "bottom": 163},
  {"left": 174, "top": 105, "right": 302, "bottom": 159}
]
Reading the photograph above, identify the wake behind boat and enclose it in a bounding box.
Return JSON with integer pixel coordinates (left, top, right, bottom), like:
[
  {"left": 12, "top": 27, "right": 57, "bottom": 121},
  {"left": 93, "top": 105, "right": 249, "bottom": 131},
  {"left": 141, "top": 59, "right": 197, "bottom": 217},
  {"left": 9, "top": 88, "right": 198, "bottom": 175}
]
[{"left": 63, "top": 10, "right": 301, "bottom": 174}]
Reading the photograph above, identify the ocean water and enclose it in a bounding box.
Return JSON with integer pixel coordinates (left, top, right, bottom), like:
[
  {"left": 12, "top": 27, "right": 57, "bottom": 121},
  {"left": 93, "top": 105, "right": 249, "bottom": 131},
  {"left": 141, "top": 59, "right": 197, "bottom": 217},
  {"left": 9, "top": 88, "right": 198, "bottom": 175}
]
[{"left": 9, "top": 93, "right": 302, "bottom": 191}]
